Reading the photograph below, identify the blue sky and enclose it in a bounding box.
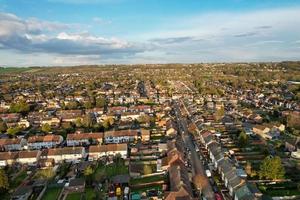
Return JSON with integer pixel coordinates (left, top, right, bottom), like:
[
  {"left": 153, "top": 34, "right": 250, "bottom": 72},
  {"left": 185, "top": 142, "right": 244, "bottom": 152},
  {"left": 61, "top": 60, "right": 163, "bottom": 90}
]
[{"left": 0, "top": 0, "right": 300, "bottom": 66}]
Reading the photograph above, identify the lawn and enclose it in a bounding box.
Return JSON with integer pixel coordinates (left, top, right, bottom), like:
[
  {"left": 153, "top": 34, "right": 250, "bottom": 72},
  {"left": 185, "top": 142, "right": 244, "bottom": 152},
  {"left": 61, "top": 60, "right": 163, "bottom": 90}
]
[
  {"left": 259, "top": 182, "right": 300, "bottom": 197},
  {"left": 131, "top": 185, "right": 162, "bottom": 194},
  {"left": 93, "top": 159, "right": 128, "bottom": 180},
  {"left": 10, "top": 170, "right": 28, "bottom": 189},
  {"left": 130, "top": 175, "right": 166, "bottom": 185},
  {"left": 66, "top": 192, "right": 82, "bottom": 200},
  {"left": 0, "top": 67, "right": 30, "bottom": 74},
  {"left": 263, "top": 189, "right": 300, "bottom": 197},
  {"left": 85, "top": 187, "right": 96, "bottom": 200},
  {"left": 42, "top": 187, "right": 62, "bottom": 200}
]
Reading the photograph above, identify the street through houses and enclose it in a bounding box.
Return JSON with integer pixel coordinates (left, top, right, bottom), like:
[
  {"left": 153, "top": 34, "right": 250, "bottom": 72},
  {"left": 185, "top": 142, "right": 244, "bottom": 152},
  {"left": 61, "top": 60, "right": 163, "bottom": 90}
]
[{"left": 173, "top": 100, "right": 215, "bottom": 200}]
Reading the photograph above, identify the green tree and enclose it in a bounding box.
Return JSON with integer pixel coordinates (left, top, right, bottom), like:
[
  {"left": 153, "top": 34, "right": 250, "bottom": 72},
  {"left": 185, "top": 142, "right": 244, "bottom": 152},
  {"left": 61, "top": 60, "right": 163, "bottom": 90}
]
[
  {"left": 84, "top": 166, "right": 94, "bottom": 177},
  {"left": 138, "top": 115, "right": 150, "bottom": 124},
  {"left": 215, "top": 106, "right": 225, "bottom": 121},
  {"left": 103, "top": 117, "right": 114, "bottom": 130},
  {"left": 7, "top": 126, "right": 21, "bottom": 135},
  {"left": 0, "top": 169, "right": 9, "bottom": 191},
  {"left": 245, "top": 162, "right": 252, "bottom": 176},
  {"left": 84, "top": 166, "right": 94, "bottom": 185},
  {"left": 84, "top": 101, "right": 93, "bottom": 109},
  {"left": 82, "top": 114, "right": 95, "bottom": 128},
  {"left": 259, "top": 156, "right": 285, "bottom": 180},
  {"left": 74, "top": 117, "right": 82, "bottom": 128},
  {"left": 41, "top": 123, "right": 51, "bottom": 133},
  {"left": 66, "top": 101, "right": 79, "bottom": 110},
  {"left": 10, "top": 100, "right": 30, "bottom": 114},
  {"left": 36, "top": 168, "right": 55, "bottom": 179},
  {"left": 96, "top": 97, "right": 106, "bottom": 108},
  {"left": 0, "top": 119, "right": 7, "bottom": 133},
  {"left": 143, "top": 164, "right": 152, "bottom": 175},
  {"left": 238, "top": 131, "right": 249, "bottom": 147}
]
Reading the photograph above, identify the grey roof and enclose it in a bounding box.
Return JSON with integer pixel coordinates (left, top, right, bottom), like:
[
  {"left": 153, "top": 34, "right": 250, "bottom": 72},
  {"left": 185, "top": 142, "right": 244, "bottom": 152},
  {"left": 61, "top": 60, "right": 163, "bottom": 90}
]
[
  {"left": 228, "top": 175, "right": 243, "bottom": 189},
  {"left": 214, "top": 152, "right": 224, "bottom": 161},
  {"left": 204, "top": 134, "right": 214, "bottom": 144},
  {"left": 208, "top": 142, "right": 220, "bottom": 155},
  {"left": 69, "top": 178, "right": 85, "bottom": 187},
  {"left": 13, "top": 186, "right": 33, "bottom": 197},
  {"left": 234, "top": 184, "right": 256, "bottom": 200},
  {"left": 112, "top": 174, "right": 130, "bottom": 184},
  {"left": 220, "top": 159, "right": 235, "bottom": 174}
]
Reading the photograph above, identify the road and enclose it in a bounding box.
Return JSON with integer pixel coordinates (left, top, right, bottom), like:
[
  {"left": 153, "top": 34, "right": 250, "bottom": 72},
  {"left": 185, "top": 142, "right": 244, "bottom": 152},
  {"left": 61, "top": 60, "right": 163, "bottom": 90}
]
[{"left": 173, "top": 101, "right": 215, "bottom": 200}]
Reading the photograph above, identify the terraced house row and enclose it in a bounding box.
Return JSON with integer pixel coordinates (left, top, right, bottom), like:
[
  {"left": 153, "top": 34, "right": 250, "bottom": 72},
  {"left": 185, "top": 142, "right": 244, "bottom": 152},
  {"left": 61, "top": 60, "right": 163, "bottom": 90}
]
[{"left": 0, "top": 143, "right": 128, "bottom": 167}]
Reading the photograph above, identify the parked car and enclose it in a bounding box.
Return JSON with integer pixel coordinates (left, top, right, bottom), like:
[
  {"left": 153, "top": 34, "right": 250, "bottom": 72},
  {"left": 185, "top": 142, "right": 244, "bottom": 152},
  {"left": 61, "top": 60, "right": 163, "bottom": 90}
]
[
  {"left": 215, "top": 193, "right": 222, "bottom": 200},
  {"left": 205, "top": 169, "right": 211, "bottom": 177}
]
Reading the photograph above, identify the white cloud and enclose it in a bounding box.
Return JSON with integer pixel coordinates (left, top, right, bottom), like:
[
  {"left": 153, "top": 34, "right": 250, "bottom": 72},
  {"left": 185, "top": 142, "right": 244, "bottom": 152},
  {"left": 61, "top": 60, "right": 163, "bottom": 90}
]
[
  {"left": 141, "top": 7, "right": 300, "bottom": 62},
  {"left": 93, "top": 17, "right": 112, "bottom": 25},
  {"left": 1, "top": 7, "right": 300, "bottom": 66},
  {"left": 0, "top": 12, "right": 144, "bottom": 57}
]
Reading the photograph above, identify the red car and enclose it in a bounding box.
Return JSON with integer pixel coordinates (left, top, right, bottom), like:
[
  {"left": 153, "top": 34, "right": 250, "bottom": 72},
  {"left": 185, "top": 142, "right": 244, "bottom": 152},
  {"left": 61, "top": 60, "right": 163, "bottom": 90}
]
[{"left": 215, "top": 193, "right": 223, "bottom": 200}]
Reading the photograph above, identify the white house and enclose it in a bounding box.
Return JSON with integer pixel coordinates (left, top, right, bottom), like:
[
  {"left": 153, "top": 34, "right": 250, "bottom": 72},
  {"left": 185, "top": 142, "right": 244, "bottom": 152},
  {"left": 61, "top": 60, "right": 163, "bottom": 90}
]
[
  {"left": 42, "top": 147, "right": 86, "bottom": 163},
  {"left": 27, "top": 135, "right": 63, "bottom": 150},
  {"left": 0, "top": 152, "right": 18, "bottom": 167},
  {"left": 104, "top": 130, "right": 138, "bottom": 144},
  {"left": 0, "top": 138, "right": 26, "bottom": 151},
  {"left": 67, "top": 133, "right": 103, "bottom": 146},
  {"left": 17, "top": 150, "right": 41, "bottom": 165},
  {"left": 89, "top": 143, "right": 128, "bottom": 160}
]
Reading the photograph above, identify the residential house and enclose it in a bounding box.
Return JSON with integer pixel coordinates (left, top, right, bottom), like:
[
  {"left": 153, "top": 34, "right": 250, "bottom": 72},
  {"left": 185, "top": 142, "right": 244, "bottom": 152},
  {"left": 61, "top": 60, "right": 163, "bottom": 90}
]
[
  {"left": 108, "top": 106, "right": 127, "bottom": 114},
  {"left": 27, "top": 135, "right": 63, "bottom": 149},
  {"left": 17, "top": 150, "right": 41, "bottom": 165},
  {"left": 253, "top": 124, "right": 284, "bottom": 140},
  {"left": 252, "top": 125, "right": 271, "bottom": 140},
  {"left": 56, "top": 110, "right": 83, "bottom": 122},
  {"left": 207, "top": 141, "right": 224, "bottom": 169},
  {"left": 140, "top": 129, "right": 150, "bottom": 141},
  {"left": 129, "top": 105, "right": 152, "bottom": 113},
  {"left": 0, "top": 138, "right": 26, "bottom": 151},
  {"left": 202, "top": 132, "right": 215, "bottom": 148},
  {"left": 104, "top": 130, "right": 139, "bottom": 144},
  {"left": 86, "top": 108, "right": 104, "bottom": 115},
  {"left": 88, "top": 143, "right": 128, "bottom": 160},
  {"left": 285, "top": 137, "right": 300, "bottom": 152},
  {"left": 38, "top": 158, "right": 55, "bottom": 168},
  {"left": 234, "top": 183, "right": 262, "bottom": 200},
  {"left": 165, "top": 120, "right": 177, "bottom": 137},
  {"left": 18, "top": 119, "right": 30, "bottom": 128},
  {"left": 161, "top": 148, "right": 184, "bottom": 171},
  {"left": 40, "top": 117, "right": 60, "bottom": 126},
  {"left": 67, "top": 133, "right": 103, "bottom": 146},
  {"left": 225, "top": 170, "right": 245, "bottom": 196},
  {"left": 42, "top": 147, "right": 86, "bottom": 163},
  {"left": 0, "top": 113, "right": 21, "bottom": 123},
  {"left": 120, "top": 112, "right": 140, "bottom": 121},
  {"left": 0, "top": 151, "right": 19, "bottom": 166},
  {"left": 164, "top": 162, "right": 193, "bottom": 200}
]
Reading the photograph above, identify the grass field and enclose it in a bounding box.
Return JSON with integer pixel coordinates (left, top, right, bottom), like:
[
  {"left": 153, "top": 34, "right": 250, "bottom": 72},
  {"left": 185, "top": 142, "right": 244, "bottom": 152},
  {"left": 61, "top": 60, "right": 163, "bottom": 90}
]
[
  {"left": 93, "top": 159, "right": 128, "bottom": 180},
  {"left": 10, "top": 170, "right": 27, "bottom": 189},
  {"left": 66, "top": 192, "right": 82, "bottom": 200},
  {"left": 42, "top": 187, "right": 62, "bottom": 200},
  {"left": 0, "top": 67, "right": 30, "bottom": 74},
  {"left": 130, "top": 174, "right": 166, "bottom": 185},
  {"left": 85, "top": 187, "right": 96, "bottom": 200},
  {"left": 131, "top": 185, "right": 162, "bottom": 193}
]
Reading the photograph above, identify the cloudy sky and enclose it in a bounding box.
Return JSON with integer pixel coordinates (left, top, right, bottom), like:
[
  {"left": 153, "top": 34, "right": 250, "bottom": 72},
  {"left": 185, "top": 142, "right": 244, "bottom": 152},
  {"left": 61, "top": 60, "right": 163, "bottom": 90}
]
[{"left": 0, "top": 0, "right": 300, "bottom": 66}]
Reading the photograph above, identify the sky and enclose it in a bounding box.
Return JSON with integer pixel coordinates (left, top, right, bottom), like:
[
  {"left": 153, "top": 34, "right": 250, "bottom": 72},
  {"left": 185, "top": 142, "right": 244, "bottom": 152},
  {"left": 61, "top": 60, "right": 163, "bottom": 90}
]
[{"left": 0, "top": 0, "right": 300, "bottom": 66}]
